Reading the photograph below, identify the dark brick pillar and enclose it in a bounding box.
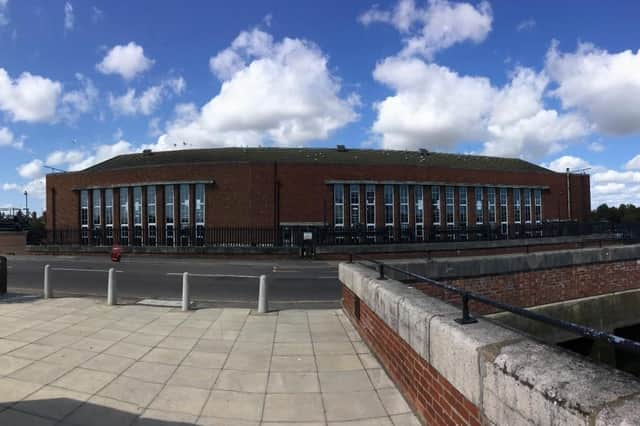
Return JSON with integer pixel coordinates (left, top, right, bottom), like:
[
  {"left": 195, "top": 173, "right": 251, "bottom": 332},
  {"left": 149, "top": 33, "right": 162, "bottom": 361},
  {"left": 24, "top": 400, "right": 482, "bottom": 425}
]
[
  {"left": 141, "top": 186, "right": 147, "bottom": 246},
  {"left": 424, "top": 185, "right": 432, "bottom": 239},
  {"left": 468, "top": 186, "right": 476, "bottom": 226}
]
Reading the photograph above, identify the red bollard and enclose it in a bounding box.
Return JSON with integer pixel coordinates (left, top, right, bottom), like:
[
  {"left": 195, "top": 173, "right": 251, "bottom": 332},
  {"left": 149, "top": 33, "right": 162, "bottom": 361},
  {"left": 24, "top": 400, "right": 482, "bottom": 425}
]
[{"left": 111, "top": 246, "right": 122, "bottom": 262}]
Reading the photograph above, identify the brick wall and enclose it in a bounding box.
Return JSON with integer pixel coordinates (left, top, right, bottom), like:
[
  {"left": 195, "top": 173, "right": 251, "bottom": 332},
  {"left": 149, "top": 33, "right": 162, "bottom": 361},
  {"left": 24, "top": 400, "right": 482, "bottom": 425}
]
[
  {"left": 0, "top": 232, "right": 27, "bottom": 254},
  {"left": 46, "top": 159, "right": 591, "bottom": 232},
  {"left": 413, "top": 258, "right": 640, "bottom": 315},
  {"left": 343, "top": 286, "right": 482, "bottom": 426}
]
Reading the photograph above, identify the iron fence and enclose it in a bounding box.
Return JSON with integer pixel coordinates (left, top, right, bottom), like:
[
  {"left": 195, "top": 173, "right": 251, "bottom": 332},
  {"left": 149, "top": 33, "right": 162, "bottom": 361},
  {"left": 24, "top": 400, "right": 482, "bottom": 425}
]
[{"left": 27, "top": 221, "right": 640, "bottom": 248}]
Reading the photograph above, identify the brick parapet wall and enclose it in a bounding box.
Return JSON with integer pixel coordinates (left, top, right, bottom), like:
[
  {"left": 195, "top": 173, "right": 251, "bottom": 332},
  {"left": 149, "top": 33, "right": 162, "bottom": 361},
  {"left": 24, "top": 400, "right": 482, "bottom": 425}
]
[
  {"left": 339, "top": 262, "right": 640, "bottom": 425},
  {"left": 342, "top": 285, "right": 482, "bottom": 425},
  {"left": 390, "top": 244, "right": 640, "bottom": 315}
]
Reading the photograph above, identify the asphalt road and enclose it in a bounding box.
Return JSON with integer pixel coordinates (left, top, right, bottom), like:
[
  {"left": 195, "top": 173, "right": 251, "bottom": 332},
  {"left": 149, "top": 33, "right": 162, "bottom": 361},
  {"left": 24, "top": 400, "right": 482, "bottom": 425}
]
[{"left": 4, "top": 255, "right": 342, "bottom": 309}]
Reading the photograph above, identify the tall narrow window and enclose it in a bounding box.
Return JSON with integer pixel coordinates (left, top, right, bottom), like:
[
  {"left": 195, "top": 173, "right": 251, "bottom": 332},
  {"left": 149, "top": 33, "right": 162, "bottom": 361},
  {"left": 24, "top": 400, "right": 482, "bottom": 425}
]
[
  {"left": 475, "top": 187, "right": 484, "bottom": 224},
  {"left": 384, "top": 185, "right": 394, "bottom": 241},
  {"left": 80, "top": 190, "right": 88, "bottom": 244},
  {"left": 165, "top": 186, "right": 174, "bottom": 246},
  {"left": 514, "top": 189, "right": 521, "bottom": 224},
  {"left": 459, "top": 187, "right": 468, "bottom": 226},
  {"left": 334, "top": 184, "right": 344, "bottom": 230},
  {"left": 445, "top": 187, "right": 454, "bottom": 226},
  {"left": 119, "top": 188, "right": 129, "bottom": 246},
  {"left": 534, "top": 189, "right": 542, "bottom": 224},
  {"left": 399, "top": 185, "right": 409, "bottom": 240},
  {"left": 105, "top": 189, "right": 113, "bottom": 245},
  {"left": 92, "top": 189, "right": 101, "bottom": 245},
  {"left": 500, "top": 188, "right": 508, "bottom": 235},
  {"left": 133, "top": 186, "right": 142, "bottom": 246},
  {"left": 180, "top": 184, "right": 190, "bottom": 246},
  {"left": 350, "top": 184, "right": 360, "bottom": 227},
  {"left": 195, "top": 183, "right": 205, "bottom": 245},
  {"left": 147, "top": 186, "right": 157, "bottom": 246},
  {"left": 488, "top": 188, "right": 496, "bottom": 224},
  {"left": 365, "top": 184, "right": 375, "bottom": 241},
  {"left": 524, "top": 189, "right": 532, "bottom": 224},
  {"left": 415, "top": 186, "right": 424, "bottom": 241},
  {"left": 431, "top": 186, "right": 441, "bottom": 226}
]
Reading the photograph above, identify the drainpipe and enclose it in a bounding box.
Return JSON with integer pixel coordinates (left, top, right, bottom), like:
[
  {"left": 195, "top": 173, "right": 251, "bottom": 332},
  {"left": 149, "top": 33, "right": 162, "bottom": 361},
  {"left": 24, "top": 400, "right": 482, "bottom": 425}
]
[{"left": 566, "top": 168, "right": 572, "bottom": 221}]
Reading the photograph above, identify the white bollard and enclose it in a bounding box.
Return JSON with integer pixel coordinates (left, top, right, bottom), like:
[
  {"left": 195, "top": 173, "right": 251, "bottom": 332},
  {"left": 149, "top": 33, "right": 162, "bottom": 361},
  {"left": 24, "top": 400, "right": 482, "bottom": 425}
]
[
  {"left": 258, "top": 274, "right": 268, "bottom": 314},
  {"left": 43, "top": 264, "right": 52, "bottom": 298},
  {"left": 107, "top": 268, "right": 117, "bottom": 306},
  {"left": 181, "top": 272, "right": 190, "bottom": 312}
]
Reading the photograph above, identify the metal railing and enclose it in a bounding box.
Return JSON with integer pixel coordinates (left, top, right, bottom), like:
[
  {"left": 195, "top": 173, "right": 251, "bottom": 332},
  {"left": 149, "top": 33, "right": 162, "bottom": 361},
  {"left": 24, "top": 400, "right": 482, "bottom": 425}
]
[
  {"left": 349, "top": 253, "right": 640, "bottom": 355},
  {"left": 28, "top": 221, "right": 640, "bottom": 248}
]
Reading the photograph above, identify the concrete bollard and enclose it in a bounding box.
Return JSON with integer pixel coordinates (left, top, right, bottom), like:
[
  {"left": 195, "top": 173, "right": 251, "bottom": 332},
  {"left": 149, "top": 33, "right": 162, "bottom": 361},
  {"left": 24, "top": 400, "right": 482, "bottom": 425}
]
[
  {"left": 181, "top": 272, "right": 190, "bottom": 312},
  {"left": 107, "top": 268, "right": 117, "bottom": 306},
  {"left": 44, "top": 264, "right": 52, "bottom": 298},
  {"left": 258, "top": 274, "right": 268, "bottom": 314}
]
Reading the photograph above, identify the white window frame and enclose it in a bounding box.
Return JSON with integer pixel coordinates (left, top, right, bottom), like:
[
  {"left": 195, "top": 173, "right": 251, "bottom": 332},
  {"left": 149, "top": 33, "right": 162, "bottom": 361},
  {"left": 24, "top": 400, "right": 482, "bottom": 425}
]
[
  {"left": 384, "top": 185, "right": 394, "bottom": 240},
  {"left": 119, "top": 188, "right": 129, "bottom": 246},
  {"left": 365, "top": 184, "right": 376, "bottom": 241},
  {"left": 459, "top": 187, "right": 467, "bottom": 226},
  {"left": 445, "top": 186, "right": 455, "bottom": 226},
  {"left": 524, "top": 189, "right": 532, "bottom": 224},
  {"left": 195, "top": 183, "right": 205, "bottom": 245},
  {"left": 488, "top": 187, "right": 496, "bottom": 224},
  {"left": 180, "top": 184, "right": 190, "bottom": 246},
  {"left": 165, "top": 185, "right": 174, "bottom": 246},
  {"left": 500, "top": 188, "right": 508, "bottom": 235},
  {"left": 534, "top": 189, "right": 542, "bottom": 224},
  {"left": 334, "top": 184, "right": 344, "bottom": 230},
  {"left": 105, "top": 189, "right": 113, "bottom": 245},
  {"left": 399, "top": 185, "right": 409, "bottom": 239},
  {"left": 133, "top": 186, "right": 143, "bottom": 246},
  {"left": 350, "top": 184, "right": 360, "bottom": 227},
  {"left": 80, "top": 190, "right": 88, "bottom": 244},
  {"left": 415, "top": 185, "right": 424, "bottom": 241},
  {"left": 475, "top": 187, "right": 484, "bottom": 224},
  {"left": 514, "top": 189, "right": 521, "bottom": 224},
  {"left": 147, "top": 186, "right": 157, "bottom": 246},
  {"left": 432, "top": 186, "right": 441, "bottom": 226}
]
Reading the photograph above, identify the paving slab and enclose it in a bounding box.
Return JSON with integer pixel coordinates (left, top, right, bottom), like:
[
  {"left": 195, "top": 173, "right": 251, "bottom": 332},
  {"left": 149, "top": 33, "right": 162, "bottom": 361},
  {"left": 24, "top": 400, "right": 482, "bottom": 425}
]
[{"left": 0, "top": 297, "right": 420, "bottom": 425}]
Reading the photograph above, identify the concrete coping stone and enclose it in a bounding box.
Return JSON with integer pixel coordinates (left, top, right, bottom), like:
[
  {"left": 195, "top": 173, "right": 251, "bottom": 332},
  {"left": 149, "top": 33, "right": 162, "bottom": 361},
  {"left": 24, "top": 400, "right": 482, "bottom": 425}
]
[
  {"left": 385, "top": 243, "right": 640, "bottom": 279},
  {"left": 339, "top": 262, "right": 640, "bottom": 424}
]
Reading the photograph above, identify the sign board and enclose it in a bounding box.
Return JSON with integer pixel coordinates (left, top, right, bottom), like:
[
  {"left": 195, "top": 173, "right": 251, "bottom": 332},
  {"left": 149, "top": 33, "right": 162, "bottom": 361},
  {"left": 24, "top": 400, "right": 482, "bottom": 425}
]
[{"left": 303, "top": 232, "right": 313, "bottom": 241}]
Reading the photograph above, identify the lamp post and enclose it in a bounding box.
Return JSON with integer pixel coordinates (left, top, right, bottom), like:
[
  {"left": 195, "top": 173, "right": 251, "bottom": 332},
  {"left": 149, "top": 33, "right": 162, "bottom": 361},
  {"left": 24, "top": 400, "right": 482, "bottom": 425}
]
[{"left": 24, "top": 190, "right": 28, "bottom": 217}]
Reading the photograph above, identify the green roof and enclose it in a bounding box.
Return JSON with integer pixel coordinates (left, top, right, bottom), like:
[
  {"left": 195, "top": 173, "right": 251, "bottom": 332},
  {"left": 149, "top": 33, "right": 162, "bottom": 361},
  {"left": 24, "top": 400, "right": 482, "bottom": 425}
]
[{"left": 82, "top": 147, "right": 553, "bottom": 174}]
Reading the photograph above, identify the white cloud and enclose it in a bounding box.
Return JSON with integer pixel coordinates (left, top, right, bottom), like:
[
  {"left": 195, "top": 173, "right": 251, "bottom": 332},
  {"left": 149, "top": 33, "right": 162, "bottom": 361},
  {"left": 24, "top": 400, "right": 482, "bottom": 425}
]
[
  {"left": 108, "top": 77, "right": 185, "bottom": 116},
  {"left": 588, "top": 141, "right": 604, "bottom": 152},
  {"left": 1, "top": 179, "right": 45, "bottom": 201},
  {"left": 371, "top": 59, "right": 587, "bottom": 158},
  {"left": 17, "top": 159, "right": 43, "bottom": 179},
  {"left": 625, "top": 154, "right": 640, "bottom": 170},
  {"left": 151, "top": 29, "right": 357, "bottom": 150},
  {"left": 546, "top": 42, "right": 640, "bottom": 135},
  {"left": 60, "top": 73, "right": 98, "bottom": 122},
  {"left": 96, "top": 42, "right": 154, "bottom": 80},
  {"left": 69, "top": 140, "right": 134, "bottom": 171},
  {"left": 0, "top": 0, "right": 8, "bottom": 27},
  {"left": 91, "top": 6, "right": 103, "bottom": 22},
  {"left": 0, "top": 68, "right": 62, "bottom": 122},
  {"left": 516, "top": 18, "right": 535, "bottom": 32},
  {"left": 545, "top": 155, "right": 593, "bottom": 173},
  {"left": 46, "top": 149, "right": 83, "bottom": 167},
  {"left": 64, "top": 2, "right": 74, "bottom": 31},
  {"left": 0, "top": 126, "right": 22, "bottom": 148},
  {"left": 359, "top": 0, "right": 493, "bottom": 59}
]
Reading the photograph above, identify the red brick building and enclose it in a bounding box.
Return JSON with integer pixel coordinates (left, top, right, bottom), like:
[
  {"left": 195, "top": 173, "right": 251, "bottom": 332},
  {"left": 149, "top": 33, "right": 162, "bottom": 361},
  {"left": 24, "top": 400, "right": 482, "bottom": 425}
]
[{"left": 45, "top": 147, "right": 591, "bottom": 246}]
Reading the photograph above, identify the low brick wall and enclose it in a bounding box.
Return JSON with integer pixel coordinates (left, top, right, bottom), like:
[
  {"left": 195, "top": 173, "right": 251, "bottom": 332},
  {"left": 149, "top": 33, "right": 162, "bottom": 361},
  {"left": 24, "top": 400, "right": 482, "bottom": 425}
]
[
  {"left": 340, "top": 262, "right": 640, "bottom": 425},
  {"left": 343, "top": 285, "right": 482, "bottom": 425},
  {"left": 389, "top": 244, "right": 640, "bottom": 315},
  {"left": 0, "top": 231, "right": 27, "bottom": 255}
]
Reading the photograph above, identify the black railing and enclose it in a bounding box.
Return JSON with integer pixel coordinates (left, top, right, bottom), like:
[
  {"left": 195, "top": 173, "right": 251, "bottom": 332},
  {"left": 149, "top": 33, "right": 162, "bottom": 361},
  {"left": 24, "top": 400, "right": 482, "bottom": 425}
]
[
  {"left": 349, "top": 253, "right": 640, "bottom": 355},
  {"left": 27, "top": 221, "right": 640, "bottom": 248}
]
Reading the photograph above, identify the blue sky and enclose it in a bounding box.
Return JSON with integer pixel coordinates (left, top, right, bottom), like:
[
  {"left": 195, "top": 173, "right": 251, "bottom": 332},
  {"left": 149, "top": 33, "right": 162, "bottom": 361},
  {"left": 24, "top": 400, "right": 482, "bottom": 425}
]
[{"left": 2, "top": 0, "right": 640, "bottom": 212}]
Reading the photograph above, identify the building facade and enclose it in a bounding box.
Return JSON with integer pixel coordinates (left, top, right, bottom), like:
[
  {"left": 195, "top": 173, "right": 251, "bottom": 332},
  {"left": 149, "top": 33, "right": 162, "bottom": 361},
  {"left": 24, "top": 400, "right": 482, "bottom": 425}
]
[{"left": 45, "top": 147, "right": 591, "bottom": 247}]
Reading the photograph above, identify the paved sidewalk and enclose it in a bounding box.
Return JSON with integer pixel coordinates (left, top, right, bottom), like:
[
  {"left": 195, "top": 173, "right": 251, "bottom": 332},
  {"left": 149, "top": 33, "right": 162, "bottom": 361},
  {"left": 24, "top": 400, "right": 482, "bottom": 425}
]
[{"left": 0, "top": 297, "right": 420, "bottom": 425}]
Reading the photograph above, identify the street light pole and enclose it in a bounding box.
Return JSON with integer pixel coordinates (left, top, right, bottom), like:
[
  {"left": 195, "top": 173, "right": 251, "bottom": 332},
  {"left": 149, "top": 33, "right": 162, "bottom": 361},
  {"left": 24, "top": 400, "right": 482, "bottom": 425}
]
[{"left": 23, "top": 190, "right": 28, "bottom": 217}]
